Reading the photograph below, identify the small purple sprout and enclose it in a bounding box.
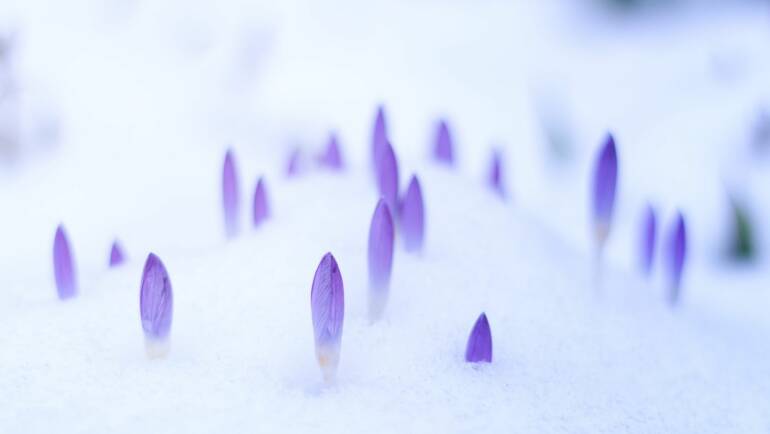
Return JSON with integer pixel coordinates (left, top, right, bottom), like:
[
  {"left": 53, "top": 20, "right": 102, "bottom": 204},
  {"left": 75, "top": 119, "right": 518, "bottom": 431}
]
[
  {"left": 318, "top": 133, "right": 343, "bottom": 170},
  {"left": 488, "top": 149, "right": 505, "bottom": 198},
  {"left": 372, "top": 105, "right": 388, "bottom": 167},
  {"left": 375, "top": 142, "right": 400, "bottom": 217},
  {"left": 109, "top": 240, "right": 126, "bottom": 267},
  {"left": 253, "top": 177, "right": 270, "bottom": 227},
  {"left": 465, "top": 313, "right": 492, "bottom": 363},
  {"left": 400, "top": 175, "right": 424, "bottom": 253},
  {"left": 666, "top": 212, "right": 687, "bottom": 306},
  {"left": 310, "top": 252, "right": 345, "bottom": 383},
  {"left": 368, "top": 199, "right": 394, "bottom": 321},
  {"left": 639, "top": 204, "right": 656, "bottom": 276},
  {"left": 53, "top": 224, "right": 77, "bottom": 300},
  {"left": 222, "top": 149, "right": 240, "bottom": 239},
  {"left": 433, "top": 119, "right": 454, "bottom": 165},
  {"left": 286, "top": 148, "right": 301, "bottom": 177},
  {"left": 591, "top": 133, "right": 618, "bottom": 249},
  {"left": 140, "top": 253, "right": 173, "bottom": 358}
]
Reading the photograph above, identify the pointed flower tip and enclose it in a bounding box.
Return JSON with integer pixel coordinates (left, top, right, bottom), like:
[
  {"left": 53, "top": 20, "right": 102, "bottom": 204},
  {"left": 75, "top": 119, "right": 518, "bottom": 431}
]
[
  {"left": 319, "top": 134, "right": 343, "bottom": 170},
  {"left": 592, "top": 132, "right": 618, "bottom": 246},
  {"left": 465, "top": 313, "right": 492, "bottom": 363},
  {"left": 367, "top": 200, "right": 394, "bottom": 321},
  {"left": 401, "top": 175, "right": 425, "bottom": 252},
  {"left": 222, "top": 149, "right": 240, "bottom": 238},
  {"left": 253, "top": 177, "right": 270, "bottom": 227},
  {"left": 109, "top": 240, "right": 126, "bottom": 267},
  {"left": 140, "top": 253, "right": 173, "bottom": 354},
  {"left": 375, "top": 142, "right": 400, "bottom": 214},
  {"left": 640, "top": 205, "right": 656, "bottom": 275},
  {"left": 667, "top": 212, "right": 687, "bottom": 306},
  {"left": 311, "top": 252, "right": 345, "bottom": 381},
  {"left": 287, "top": 149, "right": 301, "bottom": 177},
  {"left": 434, "top": 119, "right": 454, "bottom": 165},
  {"left": 488, "top": 150, "right": 505, "bottom": 198},
  {"left": 53, "top": 224, "right": 77, "bottom": 300}
]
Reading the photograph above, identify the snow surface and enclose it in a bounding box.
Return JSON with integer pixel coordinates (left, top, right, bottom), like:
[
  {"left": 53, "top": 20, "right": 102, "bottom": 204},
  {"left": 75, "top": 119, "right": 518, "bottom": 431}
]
[{"left": 1, "top": 0, "right": 769, "bottom": 432}]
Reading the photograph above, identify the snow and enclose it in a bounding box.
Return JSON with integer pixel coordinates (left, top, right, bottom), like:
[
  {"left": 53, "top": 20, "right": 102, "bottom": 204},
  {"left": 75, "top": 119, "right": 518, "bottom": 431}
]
[{"left": 1, "top": 0, "right": 769, "bottom": 432}]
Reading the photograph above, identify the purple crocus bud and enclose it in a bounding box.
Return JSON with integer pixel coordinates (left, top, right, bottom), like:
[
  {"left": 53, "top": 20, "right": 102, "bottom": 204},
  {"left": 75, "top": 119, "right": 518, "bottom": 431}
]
[
  {"left": 286, "top": 148, "right": 301, "bottom": 177},
  {"left": 591, "top": 133, "right": 618, "bottom": 248},
  {"left": 375, "top": 142, "right": 399, "bottom": 217},
  {"left": 222, "top": 149, "right": 240, "bottom": 239},
  {"left": 433, "top": 119, "right": 454, "bottom": 165},
  {"left": 488, "top": 149, "right": 505, "bottom": 198},
  {"left": 666, "top": 212, "right": 687, "bottom": 306},
  {"left": 639, "top": 204, "right": 656, "bottom": 276},
  {"left": 109, "top": 240, "right": 126, "bottom": 267},
  {"left": 53, "top": 224, "right": 77, "bottom": 300},
  {"left": 465, "top": 313, "right": 492, "bottom": 363},
  {"left": 310, "top": 252, "right": 345, "bottom": 383},
  {"left": 140, "top": 253, "right": 173, "bottom": 358},
  {"left": 318, "top": 133, "right": 343, "bottom": 170},
  {"left": 371, "top": 105, "right": 388, "bottom": 167},
  {"left": 253, "top": 177, "right": 270, "bottom": 227},
  {"left": 367, "top": 199, "right": 394, "bottom": 321},
  {"left": 400, "top": 175, "right": 424, "bottom": 252}
]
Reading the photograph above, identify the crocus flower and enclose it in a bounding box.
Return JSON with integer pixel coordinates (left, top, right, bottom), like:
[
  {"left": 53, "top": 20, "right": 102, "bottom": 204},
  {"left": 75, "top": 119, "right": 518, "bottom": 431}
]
[
  {"left": 375, "top": 142, "right": 399, "bottom": 217},
  {"left": 368, "top": 199, "right": 394, "bottom": 321},
  {"left": 591, "top": 133, "right": 618, "bottom": 249},
  {"left": 433, "top": 119, "right": 454, "bottom": 165},
  {"left": 310, "top": 252, "right": 345, "bottom": 383},
  {"left": 140, "top": 253, "right": 173, "bottom": 358},
  {"left": 253, "top": 177, "right": 270, "bottom": 227},
  {"left": 639, "top": 204, "right": 656, "bottom": 276},
  {"left": 666, "top": 212, "right": 687, "bottom": 306},
  {"left": 318, "top": 133, "right": 343, "bottom": 170},
  {"left": 109, "top": 240, "right": 126, "bottom": 267},
  {"left": 400, "top": 175, "right": 424, "bottom": 252},
  {"left": 488, "top": 149, "right": 505, "bottom": 198},
  {"left": 53, "top": 224, "right": 77, "bottom": 300},
  {"left": 371, "top": 105, "right": 388, "bottom": 167},
  {"left": 222, "top": 149, "right": 240, "bottom": 239},
  {"left": 286, "top": 148, "right": 301, "bottom": 177},
  {"left": 465, "top": 313, "right": 492, "bottom": 363}
]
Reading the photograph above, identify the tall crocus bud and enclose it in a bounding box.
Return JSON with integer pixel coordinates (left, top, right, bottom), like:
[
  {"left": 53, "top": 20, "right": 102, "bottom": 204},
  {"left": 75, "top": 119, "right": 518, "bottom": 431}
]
[
  {"left": 465, "top": 313, "right": 492, "bottom": 363},
  {"left": 591, "top": 133, "right": 618, "bottom": 250},
  {"left": 371, "top": 105, "right": 388, "bottom": 167},
  {"left": 488, "top": 149, "right": 505, "bottom": 198},
  {"left": 367, "top": 199, "right": 394, "bottom": 321},
  {"left": 253, "top": 177, "right": 270, "bottom": 227},
  {"left": 222, "top": 149, "right": 240, "bottom": 239},
  {"left": 319, "top": 133, "right": 343, "bottom": 170},
  {"left": 375, "top": 142, "right": 399, "bottom": 217},
  {"left": 109, "top": 240, "right": 126, "bottom": 267},
  {"left": 53, "top": 224, "right": 77, "bottom": 300},
  {"left": 639, "top": 204, "right": 656, "bottom": 276},
  {"left": 140, "top": 253, "right": 173, "bottom": 358},
  {"left": 310, "top": 252, "right": 345, "bottom": 383},
  {"left": 666, "top": 212, "right": 687, "bottom": 306},
  {"left": 433, "top": 119, "right": 454, "bottom": 165},
  {"left": 400, "top": 175, "right": 424, "bottom": 253}
]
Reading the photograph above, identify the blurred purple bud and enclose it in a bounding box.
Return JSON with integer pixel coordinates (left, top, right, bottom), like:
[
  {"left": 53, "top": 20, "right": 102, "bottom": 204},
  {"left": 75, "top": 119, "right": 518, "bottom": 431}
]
[
  {"left": 433, "top": 119, "right": 454, "bottom": 165},
  {"left": 639, "top": 204, "right": 656, "bottom": 276},
  {"left": 375, "top": 142, "right": 400, "bottom": 216},
  {"left": 591, "top": 133, "right": 618, "bottom": 247},
  {"left": 253, "top": 177, "right": 270, "bottom": 227},
  {"left": 666, "top": 212, "right": 687, "bottom": 306},
  {"left": 488, "top": 149, "right": 505, "bottom": 198},
  {"left": 287, "top": 148, "right": 301, "bottom": 177},
  {"left": 372, "top": 105, "right": 388, "bottom": 167},
  {"left": 368, "top": 199, "right": 394, "bottom": 321},
  {"left": 400, "top": 175, "right": 424, "bottom": 252},
  {"left": 140, "top": 253, "right": 173, "bottom": 357},
  {"left": 222, "top": 149, "right": 240, "bottom": 239},
  {"left": 53, "top": 225, "right": 77, "bottom": 300},
  {"left": 465, "top": 313, "right": 492, "bottom": 363},
  {"left": 318, "top": 133, "right": 343, "bottom": 170},
  {"left": 109, "top": 240, "right": 126, "bottom": 267},
  {"left": 311, "top": 252, "right": 345, "bottom": 382}
]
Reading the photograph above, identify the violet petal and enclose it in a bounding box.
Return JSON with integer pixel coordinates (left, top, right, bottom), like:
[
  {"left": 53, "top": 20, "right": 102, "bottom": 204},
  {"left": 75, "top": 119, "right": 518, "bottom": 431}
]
[
  {"left": 53, "top": 224, "right": 77, "bottom": 300},
  {"left": 311, "top": 252, "right": 345, "bottom": 382},
  {"left": 372, "top": 105, "right": 388, "bottom": 167},
  {"left": 591, "top": 133, "right": 618, "bottom": 247},
  {"left": 375, "top": 142, "right": 400, "bottom": 217},
  {"left": 253, "top": 177, "right": 270, "bottom": 227},
  {"left": 465, "top": 313, "right": 492, "bottom": 363},
  {"left": 319, "top": 133, "right": 343, "bottom": 170},
  {"left": 367, "top": 199, "right": 394, "bottom": 321},
  {"left": 640, "top": 204, "right": 656, "bottom": 276},
  {"left": 222, "top": 149, "right": 240, "bottom": 239},
  {"left": 666, "top": 212, "right": 687, "bottom": 306},
  {"left": 433, "top": 119, "right": 454, "bottom": 165},
  {"left": 400, "top": 175, "right": 425, "bottom": 252},
  {"left": 140, "top": 253, "right": 173, "bottom": 357},
  {"left": 287, "top": 148, "right": 301, "bottom": 177},
  {"left": 488, "top": 149, "right": 505, "bottom": 198},
  {"left": 109, "top": 240, "right": 126, "bottom": 267}
]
